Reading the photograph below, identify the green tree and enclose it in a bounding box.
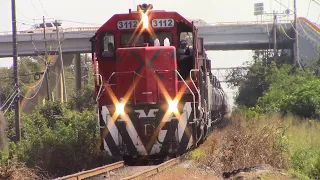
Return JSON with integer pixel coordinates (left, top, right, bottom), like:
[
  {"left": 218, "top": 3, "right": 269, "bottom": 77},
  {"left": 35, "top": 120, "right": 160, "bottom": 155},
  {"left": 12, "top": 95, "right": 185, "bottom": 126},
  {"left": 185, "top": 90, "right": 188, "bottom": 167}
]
[
  {"left": 226, "top": 49, "right": 292, "bottom": 107},
  {"left": 0, "top": 57, "right": 42, "bottom": 111}
]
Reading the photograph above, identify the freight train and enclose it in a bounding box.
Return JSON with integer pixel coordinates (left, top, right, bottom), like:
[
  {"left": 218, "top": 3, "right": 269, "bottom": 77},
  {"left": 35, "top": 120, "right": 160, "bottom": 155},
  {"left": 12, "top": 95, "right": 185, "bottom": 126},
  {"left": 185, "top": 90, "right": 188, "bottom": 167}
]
[{"left": 90, "top": 4, "right": 230, "bottom": 162}]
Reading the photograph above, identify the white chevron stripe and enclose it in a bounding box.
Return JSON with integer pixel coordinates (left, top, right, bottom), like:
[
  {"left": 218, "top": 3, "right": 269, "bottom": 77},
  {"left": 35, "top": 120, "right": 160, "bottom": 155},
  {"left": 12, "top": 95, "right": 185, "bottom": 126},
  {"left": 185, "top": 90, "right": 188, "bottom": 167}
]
[
  {"left": 119, "top": 114, "right": 148, "bottom": 155},
  {"left": 150, "top": 113, "right": 173, "bottom": 154},
  {"left": 177, "top": 102, "right": 192, "bottom": 143},
  {"left": 134, "top": 109, "right": 159, "bottom": 118},
  {"left": 101, "top": 106, "right": 121, "bottom": 150}
]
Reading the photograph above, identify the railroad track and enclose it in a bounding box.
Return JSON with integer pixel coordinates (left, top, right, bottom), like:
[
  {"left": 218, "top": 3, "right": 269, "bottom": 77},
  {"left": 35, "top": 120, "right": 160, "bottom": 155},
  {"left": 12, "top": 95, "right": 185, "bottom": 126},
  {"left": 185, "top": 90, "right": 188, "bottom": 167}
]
[{"left": 54, "top": 157, "right": 180, "bottom": 180}]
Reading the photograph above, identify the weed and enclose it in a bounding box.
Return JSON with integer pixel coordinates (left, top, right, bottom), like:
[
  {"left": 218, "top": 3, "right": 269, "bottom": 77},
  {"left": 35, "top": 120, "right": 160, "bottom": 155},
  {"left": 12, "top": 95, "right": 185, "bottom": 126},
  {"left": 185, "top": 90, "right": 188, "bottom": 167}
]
[{"left": 188, "top": 112, "right": 289, "bottom": 175}]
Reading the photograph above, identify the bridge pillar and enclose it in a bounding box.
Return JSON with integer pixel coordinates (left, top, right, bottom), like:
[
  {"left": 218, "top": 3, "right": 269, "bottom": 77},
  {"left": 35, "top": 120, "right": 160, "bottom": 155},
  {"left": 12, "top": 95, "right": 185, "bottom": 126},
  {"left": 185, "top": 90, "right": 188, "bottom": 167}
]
[{"left": 74, "top": 54, "right": 82, "bottom": 93}]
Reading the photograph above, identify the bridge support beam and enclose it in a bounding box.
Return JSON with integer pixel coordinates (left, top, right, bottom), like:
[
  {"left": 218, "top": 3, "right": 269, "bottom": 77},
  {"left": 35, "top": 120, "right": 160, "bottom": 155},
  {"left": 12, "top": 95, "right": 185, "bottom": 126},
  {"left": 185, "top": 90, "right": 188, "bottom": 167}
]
[{"left": 74, "top": 53, "right": 81, "bottom": 93}]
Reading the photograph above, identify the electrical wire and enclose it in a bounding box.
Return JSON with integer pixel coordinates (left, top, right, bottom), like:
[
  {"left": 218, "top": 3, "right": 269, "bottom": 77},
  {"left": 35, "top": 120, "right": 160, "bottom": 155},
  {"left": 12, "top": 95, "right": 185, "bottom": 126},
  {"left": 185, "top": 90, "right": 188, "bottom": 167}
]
[
  {"left": 16, "top": 6, "right": 33, "bottom": 20},
  {"left": 58, "top": 19, "right": 101, "bottom": 26},
  {"left": 19, "top": 66, "right": 48, "bottom": 100},
  {"left": 278, "top": 23, "right": 295, "bottom": 40},
  {"left": 28, "top": 0, "right": 40, "bottom": 16},
  {"left": 0, "top": 0, "right": 5, "bottom": 6},
  {"left": 0, "top": 89, "right": 18, "bottom": 110},
  {"left": 297, "top": 19, "right": 318, "bottom": 43},
  {"left": 0, "top": 72, "right": 45, "bottom": 80},
  {"left": 306, "top": 0, "right": 311, "bottom": 18},
  {"left": 3, "top": 93, "right": 18, "bottom": 114},
  {"left": 273, "top": 0, "right": 294, "bottom": 13},
  {"left": 37, "top": 0, "right": 49, "bottom": 17}
]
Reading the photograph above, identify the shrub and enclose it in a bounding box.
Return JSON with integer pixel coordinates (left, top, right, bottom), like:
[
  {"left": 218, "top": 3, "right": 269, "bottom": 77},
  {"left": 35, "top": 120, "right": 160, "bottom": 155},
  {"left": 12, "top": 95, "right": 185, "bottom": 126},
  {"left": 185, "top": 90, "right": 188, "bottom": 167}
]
[
  {"left": 4, "top": 102, "right": 117, "bottom": 178},
  {"left": 67, "top": 85, "right": 96, "bottom": 112}
]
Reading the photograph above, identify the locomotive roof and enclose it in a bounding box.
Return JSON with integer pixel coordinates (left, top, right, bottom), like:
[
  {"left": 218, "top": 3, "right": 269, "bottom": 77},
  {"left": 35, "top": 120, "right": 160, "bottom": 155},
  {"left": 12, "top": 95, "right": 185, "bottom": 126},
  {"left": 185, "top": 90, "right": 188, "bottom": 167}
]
[{"left": 97, "top": 10, "right": 193, "bottom": 33}]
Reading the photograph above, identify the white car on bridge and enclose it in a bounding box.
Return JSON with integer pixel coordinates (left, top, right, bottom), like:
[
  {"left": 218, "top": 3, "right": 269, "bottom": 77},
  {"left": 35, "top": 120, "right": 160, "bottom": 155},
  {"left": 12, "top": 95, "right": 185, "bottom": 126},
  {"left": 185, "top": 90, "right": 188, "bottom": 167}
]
[{"left": 20, "top": 21, "right": 63, "bottom": 34}]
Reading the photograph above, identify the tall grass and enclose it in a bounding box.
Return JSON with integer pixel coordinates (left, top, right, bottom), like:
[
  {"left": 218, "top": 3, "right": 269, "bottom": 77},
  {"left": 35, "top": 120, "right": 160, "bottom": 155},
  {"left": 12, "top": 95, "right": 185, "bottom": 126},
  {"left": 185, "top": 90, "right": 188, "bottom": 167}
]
[
  {"left": 188, "top": 112, "right": 320, "bottom": 179},
  {"left": 285, "top": 118, "right": 320, "bottom": 179}
]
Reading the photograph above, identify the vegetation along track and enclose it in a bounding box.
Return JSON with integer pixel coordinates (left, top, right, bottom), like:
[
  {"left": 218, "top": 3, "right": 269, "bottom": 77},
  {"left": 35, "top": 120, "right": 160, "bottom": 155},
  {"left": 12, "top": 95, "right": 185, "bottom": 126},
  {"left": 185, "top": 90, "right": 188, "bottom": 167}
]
[{"left": 54, "top": 157, "right": 180, "bottom": 180}]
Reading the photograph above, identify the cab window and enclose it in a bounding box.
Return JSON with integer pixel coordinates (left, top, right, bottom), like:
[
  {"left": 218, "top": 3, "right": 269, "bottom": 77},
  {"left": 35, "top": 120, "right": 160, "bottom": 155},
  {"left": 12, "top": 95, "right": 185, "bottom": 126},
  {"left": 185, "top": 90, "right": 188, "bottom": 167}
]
[
  {"left": 121, "top": 33, "right": 144, "bottom": 47},
  {"left": 177, "top": 31, "right": 194, "bottom": 79},
  {"left": 102, "top": 33, "right": 115, "bottom": 57},
  {"left": 148, "top": 32, "right": 173, "bottom": 46},
  {"left": 179, "top": 32, "right": 193, "bottom": 47}
]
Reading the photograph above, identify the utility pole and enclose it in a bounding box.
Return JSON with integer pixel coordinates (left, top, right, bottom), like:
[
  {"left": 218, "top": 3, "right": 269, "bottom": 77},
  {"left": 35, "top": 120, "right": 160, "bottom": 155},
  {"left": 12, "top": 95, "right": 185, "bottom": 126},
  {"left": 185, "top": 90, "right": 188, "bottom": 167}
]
[
  {"left": 273, "top": 10, "right": 277, "bottom": 59},
  {"left": 55, "top": 20, "right": 67, "bottom": 102},
  {"left": 293, "top": 0, "right": 300, "bottom": 67},
  {"left": 11, "top": 0, "right": 21, "bottom": 142},
  {"left": 43, "top": 16, "right": 51, "bottom": 101}
]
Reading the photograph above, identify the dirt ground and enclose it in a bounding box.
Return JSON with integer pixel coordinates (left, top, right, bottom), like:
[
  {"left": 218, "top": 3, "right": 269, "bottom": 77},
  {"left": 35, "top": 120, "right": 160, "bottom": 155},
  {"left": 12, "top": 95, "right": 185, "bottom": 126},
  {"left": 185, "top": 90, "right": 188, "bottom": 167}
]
[{"left": 148, "top": 160, "right": 297, "bottom": 180}]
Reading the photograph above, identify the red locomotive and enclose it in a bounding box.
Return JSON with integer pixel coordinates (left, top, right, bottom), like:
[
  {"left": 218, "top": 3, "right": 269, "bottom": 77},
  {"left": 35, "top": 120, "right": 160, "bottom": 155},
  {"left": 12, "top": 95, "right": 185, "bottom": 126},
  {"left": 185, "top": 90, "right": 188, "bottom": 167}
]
[{"left": 90, "top": 4, "right": 230, "bottom": 162}]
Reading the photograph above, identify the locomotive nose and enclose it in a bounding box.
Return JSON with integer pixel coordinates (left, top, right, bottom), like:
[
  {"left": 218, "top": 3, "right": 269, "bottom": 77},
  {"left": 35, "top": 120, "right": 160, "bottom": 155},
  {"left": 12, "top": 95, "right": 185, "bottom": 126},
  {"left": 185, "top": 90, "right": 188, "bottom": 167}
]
[{"left": 115, "top": 46, "right": 177, "bottom": 104}]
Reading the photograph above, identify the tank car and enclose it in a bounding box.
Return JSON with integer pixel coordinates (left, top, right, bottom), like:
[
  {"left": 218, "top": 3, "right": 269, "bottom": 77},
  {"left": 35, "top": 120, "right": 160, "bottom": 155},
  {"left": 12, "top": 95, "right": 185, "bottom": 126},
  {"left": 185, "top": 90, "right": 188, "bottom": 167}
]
[{"left": 90, "top": 3, "right": 230, "bottom": 161}]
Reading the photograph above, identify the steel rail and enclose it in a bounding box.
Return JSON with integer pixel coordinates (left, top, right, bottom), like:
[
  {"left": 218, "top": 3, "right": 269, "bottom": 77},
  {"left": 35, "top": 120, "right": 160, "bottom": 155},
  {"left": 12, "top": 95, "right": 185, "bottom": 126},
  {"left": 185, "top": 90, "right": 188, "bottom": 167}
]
[
  {"left": 54, "top": 161, "right": 124, "bottom": 180},
  {"left": 122, "top": 157, "right": 180, "bottom": 180}
]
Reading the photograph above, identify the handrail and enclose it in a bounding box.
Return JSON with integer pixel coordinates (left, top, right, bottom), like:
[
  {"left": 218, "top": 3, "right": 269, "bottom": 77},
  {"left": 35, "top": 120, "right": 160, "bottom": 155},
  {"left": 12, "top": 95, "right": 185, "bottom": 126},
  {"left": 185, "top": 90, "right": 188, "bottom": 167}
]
[
  {"left": 175, "top": 70, "right": 197, "bottom": 121},
  {"left": 189, "top": 69, "right": 201, "bottom": 105},
  {"left": 153, "top": 70, "right": 197, "bottom": 121},
  {"left": 106, "top": 71, "right": 144, "bottom": 84},
  {"left": 105, "top": 71, "right": 145, "bottom": 104},
  {"left": 95, "top": 74, "right": 103, "bottom": 102}
]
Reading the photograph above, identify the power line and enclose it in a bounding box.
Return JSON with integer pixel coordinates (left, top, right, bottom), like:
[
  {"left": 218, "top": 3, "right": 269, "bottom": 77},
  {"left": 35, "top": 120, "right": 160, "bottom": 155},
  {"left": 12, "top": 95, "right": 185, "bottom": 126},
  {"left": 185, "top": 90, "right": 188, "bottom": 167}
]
[
  {"left": 0, "top": 89, "right": 18, "bottom": 110},
  {"left": 58, "top": 19, "right": 101, "bottom": 25},
  {"left": 28, "top": 0, "right": 40, "bottom": 16},
  {"left": 306, "top": 0, "right": 311, "bottom": 18},
  {"left": 273, "top": 0, "right": 294, "bottom": 12},
  {"left": 37, "top": 0, "right": 49, "bottom": 17},
  {"left": 0, "top": 0, "right": 5, "bottom": 6},
  {"left": 16, "top": 6, "right": 32, "bottom": 20},
  {"left": 0, "top": 72, "right": 45, "bottom": 80}
]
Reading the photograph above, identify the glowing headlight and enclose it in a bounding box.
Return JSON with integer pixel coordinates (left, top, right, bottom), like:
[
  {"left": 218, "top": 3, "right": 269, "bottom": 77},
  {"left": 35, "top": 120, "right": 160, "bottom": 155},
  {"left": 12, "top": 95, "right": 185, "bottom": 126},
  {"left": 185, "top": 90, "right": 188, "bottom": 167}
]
[
  {"left": 115, "top": 103, "right": 125, "bottom": 114},
  {"left": 168, "top": 100, "right": 178, "bottom": 113},
  {"left": 142, "top": 13, "right": 149, "bottom": 29}
]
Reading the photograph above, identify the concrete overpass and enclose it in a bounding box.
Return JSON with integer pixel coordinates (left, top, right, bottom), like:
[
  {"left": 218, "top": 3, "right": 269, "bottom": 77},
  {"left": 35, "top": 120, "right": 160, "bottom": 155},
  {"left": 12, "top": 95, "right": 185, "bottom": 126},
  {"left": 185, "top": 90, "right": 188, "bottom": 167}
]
[{"left": 0, "top": 17, "right": 319, "bottom": 60}]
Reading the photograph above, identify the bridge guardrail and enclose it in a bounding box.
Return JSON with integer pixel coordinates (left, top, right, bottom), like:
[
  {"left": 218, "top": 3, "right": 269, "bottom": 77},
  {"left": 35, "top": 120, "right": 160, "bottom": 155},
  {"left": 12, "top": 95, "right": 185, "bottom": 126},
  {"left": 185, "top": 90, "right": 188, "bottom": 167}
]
[
  {"left": 0, "top": 17, "right": 318, "bottom": 35},
  {"left": 211, "top": 19, "right": 293, "bottom": 26},
  {"left": 297, "top": 17, "right": 320, "bottom": 35},
  {"left": 0, "top": 27, "right": 100, "bottom": 35}
]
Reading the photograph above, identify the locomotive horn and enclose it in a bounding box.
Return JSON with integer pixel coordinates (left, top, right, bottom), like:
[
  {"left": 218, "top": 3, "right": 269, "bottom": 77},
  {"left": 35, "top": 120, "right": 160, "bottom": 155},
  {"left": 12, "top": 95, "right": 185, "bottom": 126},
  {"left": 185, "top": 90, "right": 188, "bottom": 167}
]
[{"left": 137, "top": 3, "right": 153, "bottom": 12}]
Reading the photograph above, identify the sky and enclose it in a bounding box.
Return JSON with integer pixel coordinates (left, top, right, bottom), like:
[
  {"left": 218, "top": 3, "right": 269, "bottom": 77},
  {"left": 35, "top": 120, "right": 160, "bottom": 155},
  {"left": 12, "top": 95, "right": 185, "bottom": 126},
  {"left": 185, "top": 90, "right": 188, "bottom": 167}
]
[{"left": 0, "top": 0, "right": 319, "bottom": 107}]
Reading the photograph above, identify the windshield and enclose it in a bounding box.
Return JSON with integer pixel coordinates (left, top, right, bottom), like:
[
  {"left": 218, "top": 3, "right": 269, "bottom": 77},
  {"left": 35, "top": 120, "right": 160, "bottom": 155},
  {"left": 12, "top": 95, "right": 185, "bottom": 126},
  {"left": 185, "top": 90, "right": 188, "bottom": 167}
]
[
  {"left": 120, "top": 33, "right": 144, "bottom": 47},
  {"left": 39, "top": 23, "right": 54, "bottom": 28}
]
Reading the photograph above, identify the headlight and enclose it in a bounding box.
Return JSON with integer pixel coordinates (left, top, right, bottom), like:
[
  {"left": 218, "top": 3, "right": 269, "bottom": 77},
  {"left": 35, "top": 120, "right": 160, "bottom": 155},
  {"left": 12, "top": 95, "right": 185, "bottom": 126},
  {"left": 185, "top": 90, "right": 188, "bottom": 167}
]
[
  {"left": 115, "top": 103, "right": 125, "bottom": 114},
  {"left": 168, "top": 100, "right": 178, "bottom": 113},
  {"left": 142, "top": 13, "right": 149, "bottom": 29}
]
